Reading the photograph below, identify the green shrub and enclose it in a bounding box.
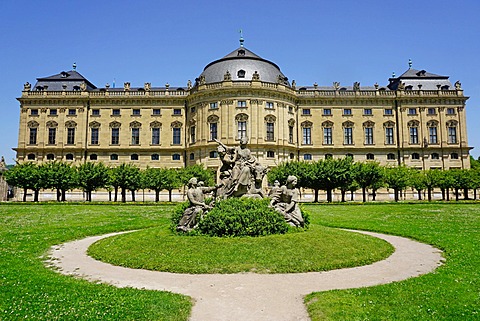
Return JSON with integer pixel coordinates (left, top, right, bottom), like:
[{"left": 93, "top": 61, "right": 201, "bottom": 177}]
[{"left": 197, "top": 198, "right": 289, "bottom": 237}]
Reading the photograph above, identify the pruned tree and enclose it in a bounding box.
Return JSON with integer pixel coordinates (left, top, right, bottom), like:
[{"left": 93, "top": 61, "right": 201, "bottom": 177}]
[{"left": 77, "top": 162, "right": 109, "bottom": 201}]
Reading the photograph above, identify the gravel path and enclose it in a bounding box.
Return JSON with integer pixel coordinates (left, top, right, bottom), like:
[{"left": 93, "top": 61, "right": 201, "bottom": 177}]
[{"left": 47, "top": 230, "right": 443, "bottom": 321}]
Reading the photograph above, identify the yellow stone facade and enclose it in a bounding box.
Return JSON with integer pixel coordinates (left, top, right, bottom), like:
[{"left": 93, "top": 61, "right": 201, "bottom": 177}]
[{"left": 14, "top": 47, "right": 471, "bottom": 171}]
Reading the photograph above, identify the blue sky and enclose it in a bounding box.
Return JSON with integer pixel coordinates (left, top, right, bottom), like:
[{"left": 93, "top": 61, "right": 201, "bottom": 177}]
[{"left": 1, "top": 0, "right": 479, "bottom": 163}]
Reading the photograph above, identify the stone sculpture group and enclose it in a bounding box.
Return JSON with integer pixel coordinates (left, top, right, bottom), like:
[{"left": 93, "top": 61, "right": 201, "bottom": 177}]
[{"left": 177, "top": 139, "right": 304, "bottom": 232}]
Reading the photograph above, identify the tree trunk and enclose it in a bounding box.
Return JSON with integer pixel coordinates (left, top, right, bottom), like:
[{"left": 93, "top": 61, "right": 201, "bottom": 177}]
[
  {"left": 155, "top": 190, "right": 160, "bottom": 202},
  {"left": 427, "top": 187, "right": 432, "bottom": 201},
  {"left": 372, "top": 189, "right": 377, "bottom": 201},
  {"left": 441, "top": 188, "right": 445, "bottom": 200},
  {"left": 121, "top": 188, "right": 126, "bottom": 203},
  {"left": 23, "top": 187, "right": 27, "bottom": 202},
  {"left": 446, "top": 188, "right": 450, "bottom": 201},
  {"left": 168, "top": 189, "right": 173, "bottom": 202},
  {"left": 417, "top": 190, "right": 422, "bottom": 200},
  {"left": 326, "top": 189, "right": 332, "bottom": 203},
  {"left": 314, "top": 189, "right": 319, "bottom": 203},
  {"left": 394, "top": 189, "right": 399, "bottom": 202},
  {"left": 61, "top": 190, "right": 66, "bottom": 202},
  {"left": 362, "top": 187, "right": 367, "bottom": 202},
  {"left": 108, "top": 190, "right": 112, "bottom": 202},
  {"left": 463, "top": 188, "right": 469, "bottom": 200},
  {"left": 341, "top": 190, "right": 346, "bottom": 202},
  {"left": 350, "top": 190, "right": 354, "bottom": 201},
  {"left": 455, "top": 188, "right": 459, "bottom": 201},
  {"left": 34, "top": 189, "right": 39, "bottom": 202},
  {"left": 474, "top": 189, "right": 477, "bottom": 200},
  {"left": 56, "top": 189, "right": 61, "bottom": 202},
  {"left": 114, "top": 187, "right": 118, "bottom": 202},
  {"left": 131, "top": 190, "right": 135, "bottom": 202}
]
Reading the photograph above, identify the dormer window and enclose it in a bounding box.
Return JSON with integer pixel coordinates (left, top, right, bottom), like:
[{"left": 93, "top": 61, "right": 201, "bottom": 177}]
[
  {"left": 60, "top": 72, "right": 69, "bottom": 78},
  {"left": 441, "top": 85, "right": 450, "bottom": 90},
  {"left": 237, "top": 49, "right": 245, "bottom": 56},
  {"left": 73, "top": 85, "right": 80, "bottom": 91},
  {"left": 237, "top": 69, "right": 246, "bottom": 78},
  {"left": 416, "top": 70, "right": 426, "bottom": 77}
]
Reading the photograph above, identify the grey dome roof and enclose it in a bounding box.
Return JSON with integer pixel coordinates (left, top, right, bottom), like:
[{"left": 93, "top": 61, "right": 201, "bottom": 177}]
[{"left": 198, "top": 47, "right": 289, "bottom": 86}]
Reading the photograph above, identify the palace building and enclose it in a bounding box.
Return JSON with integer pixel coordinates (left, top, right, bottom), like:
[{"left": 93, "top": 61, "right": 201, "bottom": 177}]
[{"left": 15, "top": 40, "right": 471, "bottom": 171}]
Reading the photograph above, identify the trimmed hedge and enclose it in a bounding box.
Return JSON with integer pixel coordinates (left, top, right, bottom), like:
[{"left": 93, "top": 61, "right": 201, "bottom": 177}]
[{"left": 197, "top": 198, "right": 289, "bottom": 237}]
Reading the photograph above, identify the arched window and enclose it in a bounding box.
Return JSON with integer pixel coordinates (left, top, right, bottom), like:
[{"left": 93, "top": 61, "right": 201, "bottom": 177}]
[
  {"left": 363, "top": 121, "right": 375, "bottom": 145},
  {"left": 304, "top": 154, "right": 312, "bottom": 160},
  {"left": 343, "top": 121, "right": 354, "bottom": 145},
  {"left": 408, "top": 120, "right": 420, "bottom": 144},
  {"left": 366, "top": 153, "right": 375, "bottom": 160},
  {"left": 27, "top": 153, "right": 35, "bottom": 160},
  {"left": 267, "top": 151, "right": 275, "bottom": 158},
  {"left": 322, "top": 121, "right": 333, "bottom": 145},
  {"left": 46, "top": 153, "right": 55, "bottom": 160},
  {"left": 427, "top": 120, "right": 438, "bottom": 144},
  {"left": 131, "top": 154, "right": 139, "bottom": 161},
  {"left": 110, "top": 154, "right": 118, "bottom": 161},
  {"left": 89, "top": 154, "right": 98, "bottom": 161},
  {"left": 411, "top": 153, "right": 420, "bottom": 160},
  {"left": 387, "top": 153, "right": 396, "bottom": 160},
  {"left": 151, "top": 154, "right": 159, "bottom": 161},
  {"left": 431, "top": 153, "right": 440, "bottom": 160},
  {"left": 65, "top": 153, "right": 74, "bottom": 161},
  {"left": 447, "top": 120, "right": 458, "bottom": 144},
  {"left": 172, "top": 154, "right": 181, "bottom": 160},
  {"left": 301, "top": 121, "right": 313, "bottom": 145},
  {"left": 451, "top": 152, "right": 459, "bottom": 160},
  {"left": 237, "top": 69, "right": 246, "bottom": 78},
  {"left": 189, "top": 153, "right": 195, "bottom": 160},
  {"left": 289, "top": 153, "right": 295, "bottom": 160}
]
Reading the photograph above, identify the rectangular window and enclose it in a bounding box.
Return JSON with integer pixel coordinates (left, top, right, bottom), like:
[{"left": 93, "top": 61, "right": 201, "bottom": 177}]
[
  {"left": 29, "top": 128, "right": 37, "bottom": 144},
  {"left": 266, "top": 102, "right": 274, "bottom": 109},
  {"left": 210, "top": 102, "right": 218, "bottom": 109},
  {"left": 410, "top": 127, "right": 419, "bottom": 144},
  {"left": 288, "top": 126, "right": 294, "bottom": 144},
  {"left": 364, "top": 127, "right": 373, "bottom": 145},
  {"left": 92, "top": 109, "right": 100, "bottom": 116},
  {"left": 111, "top": 128, "right": 119, "bottom": 145},
  {"left": 91, "top": 128, "right": 99, "bottom": 145},
  {"left": 344, "top": 127, "right": 353, "bottom": 145},
  {"left": 427, "top": 108, "right": 436, "bottom": 115},
  {"left": 408, "top": 108, "right": 417, "bottom": 115},
  {"left": 210, "top": 123, "right": 218, "bottom": 141},
  {"left": 384, "top": 109, "right": 393, "bottom": 115},
  {"left": 429, "top": 127, "right": 438, "bottom": 144},
  {"left": 112, "top": 109, "right": 120, "bottom": 116},
  {"left": 288, "top": 106, "right": 293, "bottom": 113},
  {"left": 385, "top": 127, "right": 394, "bottom": 145},
  {"left": 237, "top": 100, "right": 247, "bottom": 108},
  {"left": 447, "top": 108, "right": 456, "bottom": 115},
  {"left": 132, "top": 109, "right": 141, "bottom": 115},
  {"left": 173, "top": 128, "right": 181, "bottom": 144},
  {"left": 323, "top": 108, "right": 332, "bottom": 116},
  {"left": 131, "top": 128, "right": 140, "bottom": 145},
  {"left": 67, "top": 128, "right": 75, "bottom": 145},
  {"left": 50, "top": 109, "right": 57, "bottom": 116},
  {"left": 266, "top": 122, "right": 274, "bottom": 141},
  {"left": 173, "top": 108, "right": 182, "bottom": 115},
  {"left": 302, "top": 108, "right": 311, "bottom": 115},
  {"left": 48, "top": 128, "right": 56, "bottom": 144},
  {"left": 303, "top": 127, "right": 311, "bottom": 144},
  {"left": 151, "top": 128, "right": 160, "bottom": 145},
  {"left": 363, "top": 108, "right": 372, "bottom": 115},
  {"left": 238, "top": 121, "right": 247, "bottom": 139},
  {"left": 448, "top": 127, "right": 457, "bottom": 144},
  {"left": 68, "top": 109, "right": 76, "bottom": 116},
  {"left": 323, "top": 127, "right": 332, "bottom": 144},
  {"left": 30, "top": 109, "right": 39, "bottom": 116},
  {"left": 343, "top": 108, "right": 352, "bottom": 115},
  {"left": 152, "top": 108, "right": 161, "bottom": 115},
  {"left": 190, "top": 126, "right": 196, "bottom": 143}
]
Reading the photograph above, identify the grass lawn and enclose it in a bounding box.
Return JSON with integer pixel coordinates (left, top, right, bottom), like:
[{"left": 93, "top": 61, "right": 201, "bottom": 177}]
[
  {"left": 88, "top": 224, "right": 393, "bottom": 274},
  {"left": 0, "top": 203, "right": 191, "bottom": 321},
  {"left": 304, "top": 203, "right": 480, "bottom": 320},
  {"left": 0, "top": 202, "right": 478, "bottom": 320}
]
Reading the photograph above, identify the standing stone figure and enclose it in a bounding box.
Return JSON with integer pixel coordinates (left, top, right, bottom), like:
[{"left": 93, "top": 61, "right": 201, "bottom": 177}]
[
  {"left": 177, "top": 177, "right": 219, "bottom": 232},
  {"left": 214, "top": 138, "right": 265, "bottom": 199},
  {"left": 269, "top": 175, "right": 304, "bottom": 227}
]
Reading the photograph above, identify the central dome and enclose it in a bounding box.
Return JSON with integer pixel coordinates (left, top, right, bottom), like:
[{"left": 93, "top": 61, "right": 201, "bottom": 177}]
[{"left": 198, "top": 47, "right": 289, "bottom": 85}]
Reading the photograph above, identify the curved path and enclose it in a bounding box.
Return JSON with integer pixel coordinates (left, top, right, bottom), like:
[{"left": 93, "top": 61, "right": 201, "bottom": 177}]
[{"left": 47, "top": 230, "right": 443, "bottom": 321}]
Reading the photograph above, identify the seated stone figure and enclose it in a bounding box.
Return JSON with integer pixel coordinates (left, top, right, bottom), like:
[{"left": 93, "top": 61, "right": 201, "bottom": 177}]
[
  {"left": 177, "top": 177, "right": 219, "bottom": 232},
  {"left": 269, "top": 175, "right": 304, "bottom": 227}
]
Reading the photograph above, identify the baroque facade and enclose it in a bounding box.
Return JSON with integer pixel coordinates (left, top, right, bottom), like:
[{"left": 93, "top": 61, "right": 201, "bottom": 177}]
[{"left": 15, "top": 44, "right": 471, "bottom": 171}]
